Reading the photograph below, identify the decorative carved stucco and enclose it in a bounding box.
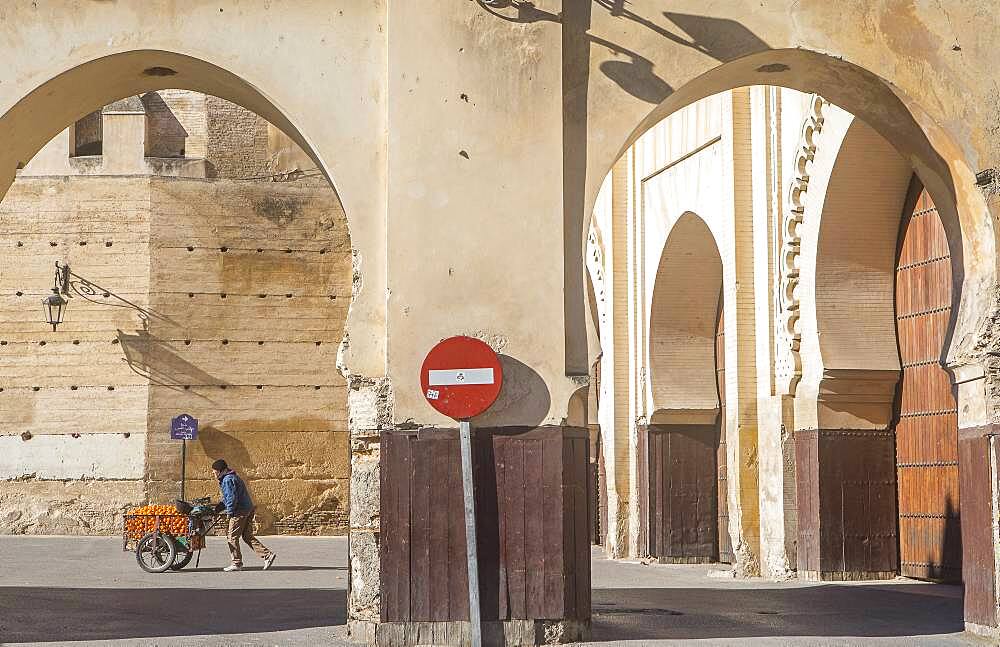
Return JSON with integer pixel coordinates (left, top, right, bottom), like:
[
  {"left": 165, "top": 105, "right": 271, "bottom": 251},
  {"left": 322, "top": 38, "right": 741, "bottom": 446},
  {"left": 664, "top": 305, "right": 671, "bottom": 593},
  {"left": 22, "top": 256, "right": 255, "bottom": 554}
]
[
  {"left": 775, "top": 95, "right": 825, "bottom": 395},
  {"left": 587, "top": 224, "right": 609, "bottom": 328}
]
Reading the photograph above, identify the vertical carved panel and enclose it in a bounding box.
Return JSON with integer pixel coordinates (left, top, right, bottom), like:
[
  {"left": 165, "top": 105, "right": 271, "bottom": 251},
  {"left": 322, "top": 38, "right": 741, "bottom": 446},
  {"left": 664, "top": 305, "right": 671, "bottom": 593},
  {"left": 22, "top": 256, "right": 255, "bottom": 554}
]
[{"left": 775, "top": 95, "right": 825, "bottom": 395}]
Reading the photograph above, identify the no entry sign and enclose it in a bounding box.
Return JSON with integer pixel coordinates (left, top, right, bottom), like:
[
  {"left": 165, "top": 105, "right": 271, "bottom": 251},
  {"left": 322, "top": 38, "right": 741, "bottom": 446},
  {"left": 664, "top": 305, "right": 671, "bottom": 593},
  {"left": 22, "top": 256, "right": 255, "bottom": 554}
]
[{"left": 420, "top": 336, "right": 503, "bottom": 420}]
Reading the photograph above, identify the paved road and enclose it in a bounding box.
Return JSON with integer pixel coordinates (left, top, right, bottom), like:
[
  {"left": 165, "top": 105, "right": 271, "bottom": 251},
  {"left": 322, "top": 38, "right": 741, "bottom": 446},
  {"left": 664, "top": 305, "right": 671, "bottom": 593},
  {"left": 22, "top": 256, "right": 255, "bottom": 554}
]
[{"left": 0, "top": 537, "right": 986, "bottom": 646}]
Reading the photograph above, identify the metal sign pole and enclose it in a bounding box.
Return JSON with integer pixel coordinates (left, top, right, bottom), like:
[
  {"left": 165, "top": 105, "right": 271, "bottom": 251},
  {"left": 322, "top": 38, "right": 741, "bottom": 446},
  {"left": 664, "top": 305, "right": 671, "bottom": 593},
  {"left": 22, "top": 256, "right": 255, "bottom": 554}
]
[
  {"left": 180, "top": 439, "right": 186, "bottom": 501},
  {"left": 459, "top": 419, "right": 482, "bottom": 647}
]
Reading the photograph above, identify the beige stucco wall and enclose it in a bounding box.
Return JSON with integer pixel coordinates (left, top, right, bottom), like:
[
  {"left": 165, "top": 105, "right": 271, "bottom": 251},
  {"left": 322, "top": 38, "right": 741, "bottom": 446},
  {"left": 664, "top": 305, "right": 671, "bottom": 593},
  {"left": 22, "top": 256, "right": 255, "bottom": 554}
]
[{"left": 2, "top": 1, "right": 1000, "bottom": 635}]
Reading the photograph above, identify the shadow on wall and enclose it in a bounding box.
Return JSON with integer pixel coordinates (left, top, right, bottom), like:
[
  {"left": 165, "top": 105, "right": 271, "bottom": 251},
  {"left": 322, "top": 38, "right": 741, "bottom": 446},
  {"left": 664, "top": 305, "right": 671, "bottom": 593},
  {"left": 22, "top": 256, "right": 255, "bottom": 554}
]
[
  {"left": 140, "top": 91, "right": 189, "bottom": 157},
  {"left": 477, "top": 3, "right": 773, "bottom": 105},
  {"left": 472, "top": 2, "right": 775, "bottom": 375},
  {"left": 117, "top": 329, "right": 229, "bottom": 390},
  {"left": 198, "top": 426, "right": 254, "bottom": 474},
  {"left": 471, "top": 354, "right": 550, "bottom": 428}
]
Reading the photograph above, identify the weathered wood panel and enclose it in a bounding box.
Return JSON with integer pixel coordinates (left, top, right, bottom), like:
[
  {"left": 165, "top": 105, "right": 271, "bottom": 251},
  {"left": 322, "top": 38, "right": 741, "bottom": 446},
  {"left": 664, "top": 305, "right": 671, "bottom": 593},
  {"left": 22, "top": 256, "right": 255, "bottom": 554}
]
[
  {"left": 380, "top": 426, "right": 590, "bottom": 624},
  {"left": 797, "top": 430, "right": 898, "bottom": 577},
  {"left": 958, "top": 434, "right": 995, "bottom": 627},
  {"left": 894, "top": 186, "right": 961, "bottom": 582},
  {"left": 646, "top": 424, "right": 718, "bottom": 562}
]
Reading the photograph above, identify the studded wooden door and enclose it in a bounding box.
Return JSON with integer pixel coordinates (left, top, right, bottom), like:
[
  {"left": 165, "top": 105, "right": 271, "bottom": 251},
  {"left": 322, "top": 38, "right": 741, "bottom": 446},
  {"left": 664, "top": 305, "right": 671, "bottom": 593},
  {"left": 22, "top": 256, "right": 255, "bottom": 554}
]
[
  {"left": 716, "top": 296, "right": 732, "bottom": 564},
  {"left": 894, "top": 185, "right": 961, "bottom": 582}
]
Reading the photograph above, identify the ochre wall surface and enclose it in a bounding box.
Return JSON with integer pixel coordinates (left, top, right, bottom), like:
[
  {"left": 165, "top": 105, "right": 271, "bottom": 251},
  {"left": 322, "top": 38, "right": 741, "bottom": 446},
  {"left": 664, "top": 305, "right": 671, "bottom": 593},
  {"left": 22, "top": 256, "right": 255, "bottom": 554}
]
[
  {"left": 145, "top": 176, "right": 351, "bottom": 534},
  {"left": 0, "top": 175, "right": 152, "bottom": 534},
  {"left": 0, "top": 173, "right": 350, "bottom": 535}
]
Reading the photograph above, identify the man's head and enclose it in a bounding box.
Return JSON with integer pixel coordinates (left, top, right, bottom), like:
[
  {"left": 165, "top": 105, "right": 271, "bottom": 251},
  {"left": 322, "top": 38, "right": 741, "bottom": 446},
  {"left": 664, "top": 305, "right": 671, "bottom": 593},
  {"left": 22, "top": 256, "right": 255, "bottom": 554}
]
[{"left": 211, "top": 458, "right": 229, "bottom": 479}]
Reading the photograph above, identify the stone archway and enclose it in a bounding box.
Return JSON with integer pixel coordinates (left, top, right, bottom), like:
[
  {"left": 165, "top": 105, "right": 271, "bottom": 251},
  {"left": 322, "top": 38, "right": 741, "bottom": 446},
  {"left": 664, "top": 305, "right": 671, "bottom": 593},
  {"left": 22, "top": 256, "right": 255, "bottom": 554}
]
[
  {"left": 577, "top": 17, "right": 999, "bottom": 630},
  {"left": 644, "top": 212, "right": 724, "bottom": 563},
  {"left": 0, "top": 47, "right": 373, "bottom": 630},
  {"left": 794, "top": 106, "right": 915, "bottom": 580}
]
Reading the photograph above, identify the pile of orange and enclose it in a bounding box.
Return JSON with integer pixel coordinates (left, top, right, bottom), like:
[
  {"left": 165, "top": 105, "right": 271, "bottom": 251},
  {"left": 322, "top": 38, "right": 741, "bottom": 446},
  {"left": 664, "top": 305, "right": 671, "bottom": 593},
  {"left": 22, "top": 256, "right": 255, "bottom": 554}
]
[{"left": 124, "top": 504, "right": 189, "bottom": 539}]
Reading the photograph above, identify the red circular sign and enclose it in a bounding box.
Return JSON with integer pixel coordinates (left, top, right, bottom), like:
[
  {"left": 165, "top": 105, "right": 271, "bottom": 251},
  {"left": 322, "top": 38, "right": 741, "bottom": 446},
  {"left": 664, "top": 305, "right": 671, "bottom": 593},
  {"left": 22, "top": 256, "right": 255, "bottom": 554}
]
[{"left": 420, "top": 336, "right": 503, "bottom": 420}]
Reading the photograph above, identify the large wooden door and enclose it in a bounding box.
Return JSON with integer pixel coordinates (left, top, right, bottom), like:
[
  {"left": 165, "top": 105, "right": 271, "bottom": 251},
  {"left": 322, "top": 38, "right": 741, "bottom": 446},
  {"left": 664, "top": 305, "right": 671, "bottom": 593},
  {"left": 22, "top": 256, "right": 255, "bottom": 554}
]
[
  {"left": 894, "top": 185, "right": 961, "bottom": 582},
  {"left": 646, "top": 424, "right": 718, "bottom": 562},
  {"left": 717, "top": 297, "right": 732, "bottom": 563}
]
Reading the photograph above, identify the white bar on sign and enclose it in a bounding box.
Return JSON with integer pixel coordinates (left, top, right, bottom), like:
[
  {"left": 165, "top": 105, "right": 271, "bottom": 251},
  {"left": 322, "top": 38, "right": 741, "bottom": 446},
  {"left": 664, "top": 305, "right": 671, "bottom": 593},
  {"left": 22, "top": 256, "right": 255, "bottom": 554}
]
[{"left": 428, "top": 368, "right": 495, "bottom": 386}]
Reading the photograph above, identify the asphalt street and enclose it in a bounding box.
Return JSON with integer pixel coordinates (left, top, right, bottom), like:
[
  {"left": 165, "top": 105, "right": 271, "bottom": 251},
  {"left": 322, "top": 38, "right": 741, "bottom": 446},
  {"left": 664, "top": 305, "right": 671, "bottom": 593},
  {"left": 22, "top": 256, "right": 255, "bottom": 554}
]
[{"left": 0, "top": 536, "right": 987, "bottom": 646}]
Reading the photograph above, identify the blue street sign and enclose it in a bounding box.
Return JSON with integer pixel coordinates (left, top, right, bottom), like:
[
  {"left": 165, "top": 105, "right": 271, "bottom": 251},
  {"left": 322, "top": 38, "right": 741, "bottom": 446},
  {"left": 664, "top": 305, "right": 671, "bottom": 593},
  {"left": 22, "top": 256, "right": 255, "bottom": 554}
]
[{"left": 170, "top": 413, "right": 199, "bottom": 440}]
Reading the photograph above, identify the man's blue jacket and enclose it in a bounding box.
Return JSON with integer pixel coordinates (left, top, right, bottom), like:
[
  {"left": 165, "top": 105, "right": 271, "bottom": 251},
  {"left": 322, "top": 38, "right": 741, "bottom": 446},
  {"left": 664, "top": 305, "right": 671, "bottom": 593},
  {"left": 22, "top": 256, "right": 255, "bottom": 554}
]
[{"left": 219, "top": 470, "right": 254, "bottom": 516}]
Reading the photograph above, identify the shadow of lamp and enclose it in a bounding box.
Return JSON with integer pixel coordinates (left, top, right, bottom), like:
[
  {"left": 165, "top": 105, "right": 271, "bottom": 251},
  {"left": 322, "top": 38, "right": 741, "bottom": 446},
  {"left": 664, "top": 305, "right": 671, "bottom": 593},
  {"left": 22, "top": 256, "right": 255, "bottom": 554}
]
[{"left": 42, "top": 261, "right": 175, "bottom": 331}]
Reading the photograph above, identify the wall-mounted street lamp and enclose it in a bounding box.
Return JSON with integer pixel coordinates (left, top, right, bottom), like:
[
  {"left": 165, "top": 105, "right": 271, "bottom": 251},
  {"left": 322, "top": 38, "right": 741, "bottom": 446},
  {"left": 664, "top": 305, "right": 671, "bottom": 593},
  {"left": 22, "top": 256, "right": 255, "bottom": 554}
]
[
  {"left": 42, "top": 262, "right": 71, "bottom": 331},
  {"left": 41, "top": 261, "right": 172, "bottom": 332},
  {"left": 42, "top": 291, "right": 68, "bottom": 331}
]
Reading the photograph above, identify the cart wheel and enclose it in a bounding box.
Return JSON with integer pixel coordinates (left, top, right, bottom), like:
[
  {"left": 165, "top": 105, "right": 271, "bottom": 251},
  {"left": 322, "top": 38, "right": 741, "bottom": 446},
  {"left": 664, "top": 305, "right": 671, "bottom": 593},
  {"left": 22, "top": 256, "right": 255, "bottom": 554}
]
[
  {"left": 170, "top": 541, "right": 194, "bottom": 571},
  {"left": 136, "top": 532, "right": 176, "bottom": 573}
]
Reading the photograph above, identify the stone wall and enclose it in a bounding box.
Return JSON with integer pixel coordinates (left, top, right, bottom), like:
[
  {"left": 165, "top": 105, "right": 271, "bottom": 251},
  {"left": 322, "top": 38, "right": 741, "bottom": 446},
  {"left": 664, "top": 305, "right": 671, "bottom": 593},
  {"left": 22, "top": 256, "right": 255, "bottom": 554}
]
[
  {"left": 142, "top": 90, "right": 208, "bottom": 159},
  {"left": 0, "top": 175, "right": 152, "bottom": 534},
  {"left": 71, "top": 110, "right": 102, "bottom": 157},
  {"left": 0, "top": 173, "right": 351, "bottom": 535},
  {"left": 144, "top": 176, "right": 351, "bottom": 534},
  {"left": 205, "top": 95, "right": 271, "bottom": 179}
]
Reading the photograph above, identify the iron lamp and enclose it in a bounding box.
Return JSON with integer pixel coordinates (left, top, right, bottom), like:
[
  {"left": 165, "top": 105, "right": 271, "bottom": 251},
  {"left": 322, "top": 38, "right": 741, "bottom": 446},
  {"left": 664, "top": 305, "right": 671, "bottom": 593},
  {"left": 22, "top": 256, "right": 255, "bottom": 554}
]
[{"left": 42, "top": 289, "right": 68, "bottom": 331}]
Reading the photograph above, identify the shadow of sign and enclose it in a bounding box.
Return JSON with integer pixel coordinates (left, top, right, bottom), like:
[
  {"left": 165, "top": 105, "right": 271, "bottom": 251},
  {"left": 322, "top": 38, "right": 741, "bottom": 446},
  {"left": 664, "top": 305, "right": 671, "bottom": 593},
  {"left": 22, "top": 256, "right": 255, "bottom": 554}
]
[{"left": 471, "top": 354, "right": 550, "bottom": 427}]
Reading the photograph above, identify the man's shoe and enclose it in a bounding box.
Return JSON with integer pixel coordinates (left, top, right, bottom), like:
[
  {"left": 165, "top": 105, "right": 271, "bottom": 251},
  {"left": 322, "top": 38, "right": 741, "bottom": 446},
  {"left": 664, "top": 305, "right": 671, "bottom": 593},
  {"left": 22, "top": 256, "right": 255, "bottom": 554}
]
[
  {"left": 263, "top": 554, "right": 277, "bottom": 571},
  {"left": 223, "top": 564, "right": 242, "bottom": 572}
]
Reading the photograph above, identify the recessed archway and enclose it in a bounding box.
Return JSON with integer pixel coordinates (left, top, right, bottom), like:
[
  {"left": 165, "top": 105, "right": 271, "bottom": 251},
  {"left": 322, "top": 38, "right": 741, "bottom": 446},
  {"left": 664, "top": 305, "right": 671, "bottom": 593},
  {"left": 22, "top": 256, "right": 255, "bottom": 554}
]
[
  {"left": 0, "top": 49, "right": 364, "bottom": 631},
  {"left": 644, "top": 212, "right": 724, "bottom": 563}
]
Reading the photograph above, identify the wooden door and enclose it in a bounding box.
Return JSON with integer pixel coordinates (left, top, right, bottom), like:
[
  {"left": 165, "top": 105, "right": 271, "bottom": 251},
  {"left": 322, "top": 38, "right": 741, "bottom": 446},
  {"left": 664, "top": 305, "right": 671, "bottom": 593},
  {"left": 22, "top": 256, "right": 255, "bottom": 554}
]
[
  {"left": 894, "top": 185, "right": 961, "bottom": 582},
  {"left": 646, "top": 424, "right": 718, "bottom": 561},
  {"left": 716, "top": 297, "right": 732, "bottom": 563}
]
